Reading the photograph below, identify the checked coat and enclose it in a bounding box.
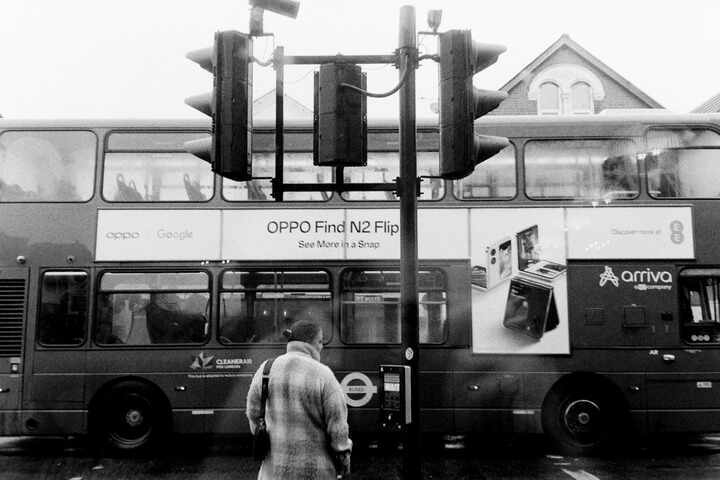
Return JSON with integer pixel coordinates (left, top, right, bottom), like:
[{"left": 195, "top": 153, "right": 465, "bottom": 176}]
[{"left": 246, "top": 341, "right": 352, "bottom": 480}]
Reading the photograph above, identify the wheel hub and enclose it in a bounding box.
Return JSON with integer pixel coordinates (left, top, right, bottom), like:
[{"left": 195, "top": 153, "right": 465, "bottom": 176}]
[
  {"left": 564, "top": 399, "right": 601, "bottom": 435},
  {"left": 124, "top": 408, "right": 144, "bottom": 427}
]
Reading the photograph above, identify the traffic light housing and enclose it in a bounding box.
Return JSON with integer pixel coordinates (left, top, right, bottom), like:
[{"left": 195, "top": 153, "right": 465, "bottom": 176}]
[
  {"left": 185, "top": 31, "right": 253, "bottom": 181},
  {"left": 314, "top": 63, "right": 367, "bottom": 167},
  {"left": 438, "top": 30, "right": 509, "bottom": 179}
]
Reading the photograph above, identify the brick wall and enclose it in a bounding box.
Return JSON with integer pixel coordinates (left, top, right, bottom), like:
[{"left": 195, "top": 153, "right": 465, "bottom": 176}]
[{"left": 491, "top": 46, "right": 653, "bottom": 115}]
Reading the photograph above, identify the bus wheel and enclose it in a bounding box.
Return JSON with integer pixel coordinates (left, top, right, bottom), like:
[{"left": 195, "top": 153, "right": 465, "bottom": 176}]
[
  {"left": 541, "top": 382, "right": 622, "bottom": 455},
  {"left": 93, "top": 381, "right": 169, "bottom": 452}
]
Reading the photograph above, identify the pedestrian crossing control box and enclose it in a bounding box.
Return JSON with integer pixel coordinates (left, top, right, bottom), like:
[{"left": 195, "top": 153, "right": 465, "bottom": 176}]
[{"left": 379, "top": 365, "right": 411, "bottom": 431}]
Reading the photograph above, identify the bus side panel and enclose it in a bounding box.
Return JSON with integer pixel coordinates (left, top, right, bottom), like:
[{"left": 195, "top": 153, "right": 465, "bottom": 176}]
[{"left": 84, "top": 350, "right": 209, "bottom": 434}]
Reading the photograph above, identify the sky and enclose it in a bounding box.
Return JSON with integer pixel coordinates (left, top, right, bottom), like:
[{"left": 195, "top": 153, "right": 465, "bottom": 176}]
[{"left": 1, "top": 0, "right": 719, "bottom": 119}]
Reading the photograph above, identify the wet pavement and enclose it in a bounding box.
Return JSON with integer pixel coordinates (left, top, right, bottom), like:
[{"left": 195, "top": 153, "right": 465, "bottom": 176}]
[{"left": 2, "top": 433, "right": 720, "bottom": 479}]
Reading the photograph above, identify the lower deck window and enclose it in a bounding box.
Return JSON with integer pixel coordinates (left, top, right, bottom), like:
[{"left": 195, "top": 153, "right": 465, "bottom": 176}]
[
  {"left": 679, "top": 269, "right": 720, "bottom": 344},
  {"left": 95, "top": 272, "right": 209, "bottom": 345},
  {"left": 38, "top": 271, "right": 89, "bottom": 346},
  {"left": 340, "top": 269, "right": 447, "bottom": 344},
  {"left": 219, "top": 270, "right": 332, "bottom": 344}
]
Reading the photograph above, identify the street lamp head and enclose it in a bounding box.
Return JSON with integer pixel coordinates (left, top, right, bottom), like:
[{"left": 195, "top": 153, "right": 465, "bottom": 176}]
[
  {"left": 249, "top": 0, "right": 300, "bottom": 19},
  {"left": 427, "top": 9, "right": 442, "bottom": 33}
]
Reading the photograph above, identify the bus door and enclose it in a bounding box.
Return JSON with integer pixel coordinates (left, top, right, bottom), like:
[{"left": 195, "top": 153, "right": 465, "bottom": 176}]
[
  {"left": 0, "top": 267, "right": 28, "bottom": 415},
  {"left": 644, "top": 267, "right": 720, "bottom": 432},
  {"left": 26, "top": 270, "right": 90, "bottom": 433}
]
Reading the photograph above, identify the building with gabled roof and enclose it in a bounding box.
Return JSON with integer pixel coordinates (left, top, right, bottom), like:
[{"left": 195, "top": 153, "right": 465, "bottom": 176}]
[
  {"left": 253, "top": 89, "right": 313, "bottom": 121},
  {"left": 692, "top": 93, "right": 720, "bottom": 113},
  {"left": 492, "top": 34, "right": 663, "bottom": 116}
]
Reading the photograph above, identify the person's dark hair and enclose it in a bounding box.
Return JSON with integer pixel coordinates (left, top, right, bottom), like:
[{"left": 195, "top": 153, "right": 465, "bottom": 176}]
[{"left": 282, "top": 320, "right": 321, "bottom": 343}]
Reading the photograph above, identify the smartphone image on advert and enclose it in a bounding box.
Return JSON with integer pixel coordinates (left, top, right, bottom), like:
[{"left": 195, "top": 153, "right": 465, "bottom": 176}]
[
  {"left": 502, "top": 276, "right": 559, "bottom": 340},
  {"left": 473, "top": 237, "right": 512, "bottom": 291},
  {"left": 516, "top": 225, "right": 566, "bottom": 281}
]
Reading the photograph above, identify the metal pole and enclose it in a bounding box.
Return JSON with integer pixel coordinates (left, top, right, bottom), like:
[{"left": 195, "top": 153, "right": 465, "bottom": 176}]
[
  {"left": 398, "top": 5, "right": 420, "bottom": 479},
  {"left": 273, "top": 46, "right": 284, "bottom": 201}
]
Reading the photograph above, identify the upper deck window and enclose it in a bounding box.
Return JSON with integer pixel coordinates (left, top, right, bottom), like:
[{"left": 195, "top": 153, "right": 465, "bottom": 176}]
[
  {"left": 341, "top": 152, "right": 444, "bottom": 201},
  {"left": 0, "top": 130, "right": 96, "bottom": 202},
  {"left": 645, "top": 128, "right": 720, "bottom": 198},
  {"left": 103, "top": 132, "right": 213, "bottom": 202},
  {"left": 525, "top": 139, "right": 638, "bottom": 200},
  {"left": 223, "top": 152, "right": 332, "bottom": 201},
  {"left": 454, "top": 143, "right": 516, "bottom": 199}
]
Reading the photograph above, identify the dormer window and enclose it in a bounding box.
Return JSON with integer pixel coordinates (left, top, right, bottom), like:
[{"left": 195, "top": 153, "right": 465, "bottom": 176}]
[{"left": 528, "top": 64, "right": 604, "bottom": 115}]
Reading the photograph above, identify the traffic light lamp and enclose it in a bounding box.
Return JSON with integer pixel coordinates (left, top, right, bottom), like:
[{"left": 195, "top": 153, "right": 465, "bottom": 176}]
[
  {"left": 185, "top": 31, "right": 253, "bottom": 182},
  {"left": 438, "top": 29, "right": 509, "bottom": 180},
  {"left": 314, "top": 63, "right": 367, "bottom": 167}
]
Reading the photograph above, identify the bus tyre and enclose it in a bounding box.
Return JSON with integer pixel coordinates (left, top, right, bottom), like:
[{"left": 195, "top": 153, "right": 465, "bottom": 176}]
[
  {"left": 541, "top": 382, "right": 622, "bottom": 455},
  {"left": 92, "top": 381, "right": 169, "bottom": 452}
]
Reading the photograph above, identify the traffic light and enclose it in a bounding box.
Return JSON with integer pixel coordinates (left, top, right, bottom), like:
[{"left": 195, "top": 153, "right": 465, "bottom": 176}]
[
  {"left": 314, "top": 63, "right": 367, "bottom": 167},
  {"left": 185, "top": 31, "right": 253, "bottom": 181},
  {"left": 438, "top": 29, "right": 509, "bottom": 179}
]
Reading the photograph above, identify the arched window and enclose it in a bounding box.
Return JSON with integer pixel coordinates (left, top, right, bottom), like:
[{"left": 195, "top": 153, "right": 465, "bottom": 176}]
[
  {"left": 528, "top": 64, "right": 605, "bottom": 115},
  {"left": 538, "top": 82, "right": 560, "bottom": 115},
  {"left": 571, "top": 82, "right": 593, "bottom": 114}
]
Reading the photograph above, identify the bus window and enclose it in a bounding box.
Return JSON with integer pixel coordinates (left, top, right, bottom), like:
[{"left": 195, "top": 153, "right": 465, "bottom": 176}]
[
  {"left": 679, "top": 269, "right": 720, "bottom": 344},
  {"left": 95, "top": 272, "right": 209, "bottom": 345},
  {"left": 223, "top": 153, "right": 332, "bottom": 201},
  {"left": 340, "top": 269, "right": 447, "bottom": 344},
  {"left": 38, "top": 271, "right": 89, "bottom": 346},
  {"left": 645, "top": 129, "right": 720, "bottom": 198},
  {"left": 219, "top": 270, "right": 331, "bottom": 344},
  {"left": 525, "top": 139, "right": 638, "bottom": 200},
  {"left": 0, "top": 131, "right": 96, "bottom": 202},
  {"left": 341, "top": 152, "right": 444, "bottom": 201},
  {"left": 454, "top": 143, "right": 515, "bottom": 199},
  {"left": 103, "top": 132, "right": 213, "bottom": 202}
]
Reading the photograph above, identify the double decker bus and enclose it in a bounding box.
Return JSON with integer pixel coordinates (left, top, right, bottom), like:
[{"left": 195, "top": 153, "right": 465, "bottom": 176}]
[{"left": 1, "top": 113, "right": 720, "bottom": 454}]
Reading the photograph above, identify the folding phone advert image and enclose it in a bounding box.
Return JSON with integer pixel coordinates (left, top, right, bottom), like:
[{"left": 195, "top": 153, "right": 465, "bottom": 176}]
[{"left": 469, "top": 209, "right": 569, "bottom": 354}]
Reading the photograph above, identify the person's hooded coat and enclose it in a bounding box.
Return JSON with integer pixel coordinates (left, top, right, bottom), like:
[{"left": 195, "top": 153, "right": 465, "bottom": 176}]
[{"left": 246, "top": 340, "right": 352, "bottom": 480}]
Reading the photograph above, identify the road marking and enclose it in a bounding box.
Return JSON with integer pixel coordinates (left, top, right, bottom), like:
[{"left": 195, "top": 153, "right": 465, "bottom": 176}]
[{"left": 561, "top": 469, "right": 600, "bottom": 480}]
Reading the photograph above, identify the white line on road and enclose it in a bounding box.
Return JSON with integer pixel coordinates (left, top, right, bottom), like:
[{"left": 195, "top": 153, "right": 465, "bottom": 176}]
[{"left": 561, "top": 469, "right": 601, "bottom": 480}]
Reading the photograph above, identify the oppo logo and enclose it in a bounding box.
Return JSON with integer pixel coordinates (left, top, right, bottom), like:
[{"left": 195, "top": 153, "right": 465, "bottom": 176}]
[{"left": 105, "top": 231, "right": 140, "bottom": 240}]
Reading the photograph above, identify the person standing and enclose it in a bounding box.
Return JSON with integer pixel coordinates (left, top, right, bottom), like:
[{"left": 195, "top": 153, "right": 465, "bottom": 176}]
[{"left": 246, "top": 320, "right": 352, "bottom": 479}]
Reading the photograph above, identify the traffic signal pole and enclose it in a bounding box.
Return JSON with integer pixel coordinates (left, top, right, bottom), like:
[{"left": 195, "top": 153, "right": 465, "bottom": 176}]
[
  {"left": 398, "top": 6, "right": 421, "bottom": 479},
  {"left": 187, "top": 6, "right": 509, "bottom": 479}
]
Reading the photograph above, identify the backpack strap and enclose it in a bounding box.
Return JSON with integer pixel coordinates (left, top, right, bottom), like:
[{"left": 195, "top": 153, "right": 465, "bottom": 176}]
[{"left": 259, "top": 358, "right": 276, "bottom": 421}]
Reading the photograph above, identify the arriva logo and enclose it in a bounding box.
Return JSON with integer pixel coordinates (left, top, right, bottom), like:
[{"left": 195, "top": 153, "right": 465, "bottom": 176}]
[
  {"left": 599, "top": 266, "right": 672, "bottom": 291},
  {"left": 599, "top": 266, "right": 619, "bottom": 287},
  {"left": 190, "top": 352, "right": 214, "bottom": 370}
]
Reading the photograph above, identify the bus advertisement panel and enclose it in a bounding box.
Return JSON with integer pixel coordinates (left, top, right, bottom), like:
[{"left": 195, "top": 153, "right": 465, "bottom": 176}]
[{"left": 96, "top": 206, "right": 693, "bottom": 356}]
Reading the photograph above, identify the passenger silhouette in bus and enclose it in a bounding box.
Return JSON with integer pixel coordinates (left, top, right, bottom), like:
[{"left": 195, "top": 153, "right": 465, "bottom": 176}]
[
  {"left": 601, "top": 155, "right": 636, "bottom": 198},
  {"left": 247, "top": 180, "right": 267, "bottom": 200},
  {"left": 647, "top": 151, "right": 680, "bottom": 197},
  {"left": 114, "top": 174, "right": 144, "bottom": 201},
  {"left": 0, "top": 178, "right": 33, "bottom": 201},
  {"left": 146, "top": 293, "right": 188, "bottom": 343},
  {"left": 183, "top": 173, "right": 206, "bottom": 201},
  {"left": 95, "top": 295, "right": 123, "bottom": 344}
]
